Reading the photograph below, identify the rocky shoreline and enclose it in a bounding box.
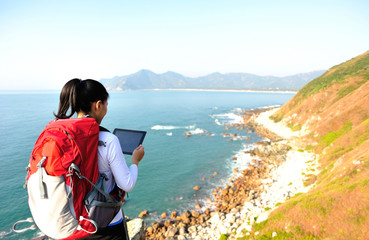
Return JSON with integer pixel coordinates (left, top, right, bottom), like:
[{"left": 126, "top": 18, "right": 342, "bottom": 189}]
[{"left": 128, "top": 107, "right": 318, "bottom": 240}]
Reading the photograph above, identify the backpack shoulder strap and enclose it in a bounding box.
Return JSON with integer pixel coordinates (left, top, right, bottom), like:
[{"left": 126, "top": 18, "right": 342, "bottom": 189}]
[
  {"left": 99, "top": 126, "right": 110, "bottom": 133},
  {"left": 98, "top": 126, "right": 110, "bottom": 147}
]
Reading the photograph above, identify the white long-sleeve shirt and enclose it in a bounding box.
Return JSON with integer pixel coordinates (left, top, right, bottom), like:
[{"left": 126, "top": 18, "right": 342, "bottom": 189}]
[{"left": 97, "top": 131, "right": 138, "bottom": 225}]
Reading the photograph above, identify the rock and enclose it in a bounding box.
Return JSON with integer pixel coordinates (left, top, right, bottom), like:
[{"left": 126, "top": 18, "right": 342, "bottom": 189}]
[
  {"left": 221, "top": 188, "right": 228, "bottom": 196},
  {"left": 138, "top": 210, "right": 149, "bottom": 218},
  {"left": 181, "top": 210, "right": 191, "bottom": 224},
  {"left": 191, "top": 210, "right": 200, "bottom": 218},
  {"left": 127, "top": 218, "right": 145, "bottom": 240},
  {"left": 193, "top": 185, "right": 200, "bottom": 191},
  {"left": 256, "top": 211, "right": 270, "bottom": 223},
  {"left": 146, "top": 226, "right": 153, "bottom": 234},
  {"left": 188, "top": 226, "right": 197, "bottom": 233},
  {"left": 210, "top": 212, "right": 220, "bottom": 225},
  {"left": 152, "top": 221, "right": 160, "bottom": 231},
  {"left": 177, "top": 222, "right": 187, "bottom": 228},
  {"left": 213, "top": 171, "right": 218, "bottom": 175},
  {"left": 170, "top": 211, "right": 178, "bottom": 219},
  {"left": 178, "top": 227, "right": 186, "bottom": 235},
  {"left": 161, "top": 212, "right": 167, "bottom": 218},
  {"left": 205, "top": 208, "right": 211, "bottom": 215},
  {"left": 165, "top": 227, "right": 178, "bottom": 237},
  {"left": 195, "top": 203, "right": 202, "bottom": 209},
  {"left": 164, "top": 220, "right": 172, "bottom": 227}
]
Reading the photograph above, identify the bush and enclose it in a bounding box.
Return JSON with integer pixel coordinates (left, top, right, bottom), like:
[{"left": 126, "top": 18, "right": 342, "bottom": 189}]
[{"left": 219, "top": 234, "right": 229, "bottom": 240}]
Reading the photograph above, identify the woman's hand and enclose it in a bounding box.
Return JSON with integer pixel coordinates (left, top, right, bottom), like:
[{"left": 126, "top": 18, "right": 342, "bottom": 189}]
[{"left": 132, "top": 145, "right": 145, "bottom": 166}]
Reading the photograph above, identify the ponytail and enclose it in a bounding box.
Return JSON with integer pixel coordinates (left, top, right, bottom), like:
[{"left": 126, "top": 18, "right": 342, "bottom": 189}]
[{"left": 54, "top": 78, "right": 109, "bottom": 119}]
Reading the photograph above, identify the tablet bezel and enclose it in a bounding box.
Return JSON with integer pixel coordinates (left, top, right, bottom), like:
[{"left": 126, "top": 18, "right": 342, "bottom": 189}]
[{"left": 112, "top": 128, "right": 147, "bottom": 155}]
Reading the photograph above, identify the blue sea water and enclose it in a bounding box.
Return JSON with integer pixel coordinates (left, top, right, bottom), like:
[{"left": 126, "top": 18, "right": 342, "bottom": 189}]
[{"left": 0, "top": 90, "right": 294, "bottom": 239}]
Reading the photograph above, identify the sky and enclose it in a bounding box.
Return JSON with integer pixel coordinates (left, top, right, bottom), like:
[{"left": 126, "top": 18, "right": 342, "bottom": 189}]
[{"left": 0, "top": 0, "right": 368, "bottom": 90}]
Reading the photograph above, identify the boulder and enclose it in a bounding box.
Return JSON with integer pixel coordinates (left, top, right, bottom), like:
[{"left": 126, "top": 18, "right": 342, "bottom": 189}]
[
  {"left": 151, "top": 221, "right": 160, "bottom": 231},
  {"left": 181, "top": 210, "right": 191, "bottom": 224},
  {"left": 191, "top": 210, "right": 200, "bottom": 218},
  {"left": 127, "top": 218, "right": 145, "bottom": 240},
  {"left": 165, "top": 227, "right": 178, "bottom": 237},
  {"left": 164, "top": 220, "right": 172, "bottom": 227},
  {"left": 221, "top": 188, "right": 228, "bottom": 196},
  {"left": 146, "top": 226, "right": 153, "bottom": 234},
  {"left": 193, "top": 185, "right": 200, "bottom": 191},
  {"left": 178, "top": 227, "right": 186, "bottom": 235},
  {"left": 170, "top": 211, "right": 178, "bottom": 219},
  {"left": 205, "top": 208, "right": 211, "bottom": 215},
  {"left": 138, "top": 210, "right": 149, "bottom": 218}
]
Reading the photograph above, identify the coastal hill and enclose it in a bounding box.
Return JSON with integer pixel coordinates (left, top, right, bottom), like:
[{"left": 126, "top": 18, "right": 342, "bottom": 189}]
[
  {"left": 257, "top": 51, "right": 369, "bottom": 238},
  {"left": 99, "top": 70, "right": 325, "bottom": 91}
]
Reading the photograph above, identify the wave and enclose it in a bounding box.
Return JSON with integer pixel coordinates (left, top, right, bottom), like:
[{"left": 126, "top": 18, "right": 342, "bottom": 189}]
[
  {"left": 250, "top": 104, "right": 281, "bottom": 110},
  {"left": 187, "top": 128, "right": 206, "bottom": 135},
  {"left": 0, "top": 230, "right": 12, "bottom": 239},
  {"left": 210, "top": 112, "right": 244, "bottom": 125},
  {"left": 151, "top": 124, "right": 196, "bottom": 130}
]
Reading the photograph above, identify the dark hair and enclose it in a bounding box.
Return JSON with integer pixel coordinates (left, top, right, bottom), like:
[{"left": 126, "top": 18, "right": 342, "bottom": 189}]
[{"left": 54, "top": 78, "right": 109, "bottom": 119}]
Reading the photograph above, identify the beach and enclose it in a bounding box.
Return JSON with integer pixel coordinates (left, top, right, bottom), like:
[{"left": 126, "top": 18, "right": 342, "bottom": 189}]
[{"left": 141, "top": 107, "right": 319, "bottom": 240}]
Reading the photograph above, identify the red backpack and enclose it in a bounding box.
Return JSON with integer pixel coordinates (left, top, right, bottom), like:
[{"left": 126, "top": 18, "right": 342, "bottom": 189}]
[{"left": 24, "top": 117, "right": 123, "bottom": 239}]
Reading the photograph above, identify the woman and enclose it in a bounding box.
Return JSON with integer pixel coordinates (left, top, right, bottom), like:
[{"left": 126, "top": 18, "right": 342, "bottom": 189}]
[{"left": 54, "top": 78, "right": 145, "bottom": 240}]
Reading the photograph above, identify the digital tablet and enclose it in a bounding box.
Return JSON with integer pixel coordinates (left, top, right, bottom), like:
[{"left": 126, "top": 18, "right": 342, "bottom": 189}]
[{"left": 113, "top": 128, "right": 147, "bottom": 155}]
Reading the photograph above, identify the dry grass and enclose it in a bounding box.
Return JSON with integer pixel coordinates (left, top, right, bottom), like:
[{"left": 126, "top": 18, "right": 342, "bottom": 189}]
[{"left": 247, "top": 51, "right": 369, "bottom": 240}]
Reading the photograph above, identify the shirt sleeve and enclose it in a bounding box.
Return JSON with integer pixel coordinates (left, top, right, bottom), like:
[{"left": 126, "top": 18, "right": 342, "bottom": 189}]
[{"left": 107, "top": 134, "right": 138, "bottom": 192}]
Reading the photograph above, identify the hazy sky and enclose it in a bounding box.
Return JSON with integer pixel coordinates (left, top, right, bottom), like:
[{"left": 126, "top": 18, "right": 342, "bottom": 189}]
[{"left": 0, "top": 0, "right": 368, "bottom": 90}]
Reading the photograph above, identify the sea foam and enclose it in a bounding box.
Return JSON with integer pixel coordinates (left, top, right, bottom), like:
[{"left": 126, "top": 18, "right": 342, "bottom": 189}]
[
  {"left": 211, "top": 112, "right": 243, "bottom": 125},
  {"left": 151, "top": 124, "right": 196, "bottom": 130}
]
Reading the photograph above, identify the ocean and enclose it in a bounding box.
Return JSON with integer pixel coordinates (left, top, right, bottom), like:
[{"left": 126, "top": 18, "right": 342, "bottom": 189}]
[{"left": 0, "top": 90, "right": 294, "bottom": 239}]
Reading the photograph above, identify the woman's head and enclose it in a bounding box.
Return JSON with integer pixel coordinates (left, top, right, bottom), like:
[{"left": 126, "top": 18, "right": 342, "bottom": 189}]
[{"left": 54, "top": 79, "right": 109, "bottom": 123}]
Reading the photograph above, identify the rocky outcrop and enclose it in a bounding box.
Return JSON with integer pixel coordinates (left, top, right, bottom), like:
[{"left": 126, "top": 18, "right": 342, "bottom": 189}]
[
  {"left": 136, "top": 108, "right": 318, "bottom": 239},
  {"left": 127, "top": 218, "right": 145, "bottom": 240},
  {"left": 143, "top": 139, "right": 295, "bottom": 239}
]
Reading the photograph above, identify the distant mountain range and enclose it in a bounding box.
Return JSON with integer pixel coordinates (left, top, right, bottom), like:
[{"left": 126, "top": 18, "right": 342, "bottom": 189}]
[{"left": 99, "top": 70, "right": 325, "bottom": 91}]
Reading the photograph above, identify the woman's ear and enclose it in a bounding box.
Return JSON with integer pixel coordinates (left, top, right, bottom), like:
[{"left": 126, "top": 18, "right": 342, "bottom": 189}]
[
  {"left": 96, "top": 100, "right": 103, "bottom": 110},
  {"left": 89, "top": 100, "right": 101, "bottom": 115},
  {"left": 89, "top": 100, "right": 106, "bottom": 124}
]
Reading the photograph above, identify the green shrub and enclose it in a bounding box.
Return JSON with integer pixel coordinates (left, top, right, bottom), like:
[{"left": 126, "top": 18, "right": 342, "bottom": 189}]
[
  {"left": 319, "top": 122, "right": 353, "bottom": 148},
  {"left": 336, "top": 85, "right": 357, "bottom": 99},
  {"left": 269, "top": 113, "right": 283, "bottom": 123},
  {"left": 287, "top": 122, "right": 302, "bottom": 131},
  {"left": 219, "top": 234, "right": 229, "bottom": 240}
]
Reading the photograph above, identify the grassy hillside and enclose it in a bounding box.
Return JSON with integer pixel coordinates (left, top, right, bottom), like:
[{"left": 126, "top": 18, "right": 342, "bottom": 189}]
[{"left": 250, "top": 51, "right": 369, "bottom": 239}]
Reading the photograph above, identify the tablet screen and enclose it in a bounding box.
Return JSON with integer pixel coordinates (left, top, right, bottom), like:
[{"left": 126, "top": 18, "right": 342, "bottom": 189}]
[{"left": 113, "top": 128, "right": 146, "bottom": 155}]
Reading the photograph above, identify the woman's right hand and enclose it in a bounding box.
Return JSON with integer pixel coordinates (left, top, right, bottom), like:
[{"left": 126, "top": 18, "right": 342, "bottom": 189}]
[{"left": 132, "top": 145, "right": 145, "bottom": 166}]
